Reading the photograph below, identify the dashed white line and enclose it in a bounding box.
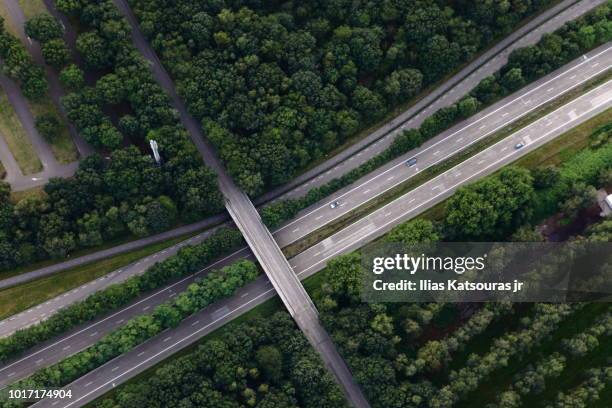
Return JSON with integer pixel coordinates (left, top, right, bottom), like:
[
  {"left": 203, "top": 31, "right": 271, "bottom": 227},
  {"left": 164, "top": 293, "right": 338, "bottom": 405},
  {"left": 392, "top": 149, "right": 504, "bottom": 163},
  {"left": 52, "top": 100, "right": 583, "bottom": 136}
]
[
  {"left": 90, "top": 331, "right": 98, "bottom": 337},
  {"left": 191, "top": 321, "right": 200, "bottom": 327}
]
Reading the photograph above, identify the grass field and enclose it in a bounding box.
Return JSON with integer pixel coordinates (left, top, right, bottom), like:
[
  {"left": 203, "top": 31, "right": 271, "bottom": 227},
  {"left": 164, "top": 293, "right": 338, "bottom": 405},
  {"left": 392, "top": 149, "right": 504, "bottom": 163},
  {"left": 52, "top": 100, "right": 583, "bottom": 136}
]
[
  {"left": 0, "top": 91, "right": 43, "bottom": 174},
  {"left": 0, "top": 233, "right": 200, "bottom": 320},
  {"left": 17, "top": 0, "right": 47, "bottom": 20},
  {"left": 0, "top": 6, "right": 19, "bottom": 36},
  {"left": 28, "top": 99, "right": 79, "bottom": 164}
]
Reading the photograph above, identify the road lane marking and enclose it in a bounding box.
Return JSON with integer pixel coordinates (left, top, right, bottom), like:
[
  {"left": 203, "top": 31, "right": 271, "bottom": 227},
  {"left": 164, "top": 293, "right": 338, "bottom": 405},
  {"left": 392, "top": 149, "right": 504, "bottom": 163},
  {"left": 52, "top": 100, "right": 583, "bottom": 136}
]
[
  {"left": 273, "top": 49, "right": 611, "bottom": 237},
  {"left": 297, "top": 85, "right": 611, "bottom": 277}
]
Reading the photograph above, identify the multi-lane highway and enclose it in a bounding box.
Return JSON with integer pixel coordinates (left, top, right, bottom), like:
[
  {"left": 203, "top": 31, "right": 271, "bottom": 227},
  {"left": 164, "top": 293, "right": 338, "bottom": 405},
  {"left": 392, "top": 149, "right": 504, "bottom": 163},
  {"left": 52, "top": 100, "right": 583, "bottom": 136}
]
[
  {"left": 257, "top": 0, "right": 608, "bottom": 203},
  {"left": 111, "top": 0, "right": 367, "bottom": 403},
  {"left": 0, "top": 0, "right": 609, "bottom": 402},
  {"left": 2, "top": 42, "right": 609, "bottom": 341},
  {"left": 29, "top": 77, "right": 612, "bottom": 408},
  {"left": 2, "top": 0, "right": 602, "bottom": 290}
]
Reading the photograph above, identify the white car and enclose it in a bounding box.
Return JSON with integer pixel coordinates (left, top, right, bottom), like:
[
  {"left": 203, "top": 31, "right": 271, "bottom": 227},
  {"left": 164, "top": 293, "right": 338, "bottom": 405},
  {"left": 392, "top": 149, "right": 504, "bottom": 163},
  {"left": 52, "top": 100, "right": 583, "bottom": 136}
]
[
  {"left": 514, "top": 142, "right": 524, "bottom": 149},
  {"left": 330, "top": 200, "right": 341, "bottom": 209}
]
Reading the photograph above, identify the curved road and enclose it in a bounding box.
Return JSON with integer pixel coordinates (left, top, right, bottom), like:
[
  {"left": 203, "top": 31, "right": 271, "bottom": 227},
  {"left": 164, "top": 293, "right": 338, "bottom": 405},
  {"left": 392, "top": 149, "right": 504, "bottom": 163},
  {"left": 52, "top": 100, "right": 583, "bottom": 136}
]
[
  {"left": 0, "top": 46, "right": 609, "bottom": 388},
  {"left": 2, "top": 0, "right": 603, "bottom": 290},
  {"left": 29, "top": 78, "right": 612, "bottom": 408}
]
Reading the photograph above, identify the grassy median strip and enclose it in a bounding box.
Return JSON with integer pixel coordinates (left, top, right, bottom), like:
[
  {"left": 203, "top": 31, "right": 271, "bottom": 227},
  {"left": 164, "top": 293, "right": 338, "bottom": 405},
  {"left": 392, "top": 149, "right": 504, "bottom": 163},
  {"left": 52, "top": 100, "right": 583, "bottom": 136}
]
[
  {"left": 282, "top": 74, "right": 611, "bottom": 258},
  {"left": 17, "top": 0, "right": 47, "bottom": 20},
  {"left": 3, "top": 260, "right": 260, "bottom": 402},
  {"left": 0, "top": 228, "right": 244, "bottom": 365},
  {"left": 0, "top": 91, "right": 43, "bottom": 174},
  {"left": 0, "top": 234, "right": 192, "bottom": 320},
  {"left": 28, "top": 99, "right": 78, "bottom": 164}
]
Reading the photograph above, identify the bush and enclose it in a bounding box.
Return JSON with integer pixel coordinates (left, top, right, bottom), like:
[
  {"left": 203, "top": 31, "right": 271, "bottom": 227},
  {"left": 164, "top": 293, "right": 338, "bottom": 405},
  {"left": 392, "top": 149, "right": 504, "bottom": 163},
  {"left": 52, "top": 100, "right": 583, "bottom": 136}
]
[{"left": 35, "top": 113, "right": 61, "bottom": 141}]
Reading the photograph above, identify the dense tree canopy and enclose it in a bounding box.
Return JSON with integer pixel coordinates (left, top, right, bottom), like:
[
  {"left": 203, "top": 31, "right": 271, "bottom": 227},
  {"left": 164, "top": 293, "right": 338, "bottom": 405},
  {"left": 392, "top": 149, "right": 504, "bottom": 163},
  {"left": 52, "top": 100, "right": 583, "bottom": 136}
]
[
  {"left": 1, "top": 3, "right": 225, "bottom": 272},
  {"left": 127, "top": 0, "right": 555, "bottom": 195}
]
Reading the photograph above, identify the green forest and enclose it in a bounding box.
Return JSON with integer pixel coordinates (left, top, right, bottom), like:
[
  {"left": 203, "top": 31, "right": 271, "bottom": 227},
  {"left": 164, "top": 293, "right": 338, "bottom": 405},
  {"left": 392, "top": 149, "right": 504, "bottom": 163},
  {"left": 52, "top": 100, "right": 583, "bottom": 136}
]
[
  {"left": 127, "top": 0, "right": 558, "bottom": 195},
  {"left": 89, "top": 122, "right": 612, "bottom": 408}
]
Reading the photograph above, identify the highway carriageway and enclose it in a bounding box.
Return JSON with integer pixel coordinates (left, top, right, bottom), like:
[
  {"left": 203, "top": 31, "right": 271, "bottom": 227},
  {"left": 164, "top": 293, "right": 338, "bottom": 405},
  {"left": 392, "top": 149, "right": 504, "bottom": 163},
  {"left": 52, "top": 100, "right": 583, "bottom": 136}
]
[
  {"left": 0, "top": 0, "right": 602, "bottom": 294},
  {"left": 0, "top": 42, "right": 609, "bottom": 340},
  {"left": 0, "top": 46, "right": 610, "bottom": 389},
  {"left": 29, "top": 76, "right": 612, "bottom": 408}
]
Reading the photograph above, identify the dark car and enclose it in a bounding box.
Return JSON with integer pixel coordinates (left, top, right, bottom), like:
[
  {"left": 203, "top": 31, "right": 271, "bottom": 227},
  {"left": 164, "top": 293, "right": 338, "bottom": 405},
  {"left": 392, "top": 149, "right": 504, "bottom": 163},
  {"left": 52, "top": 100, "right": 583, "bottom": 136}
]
[{"left": 406, "top": 157, "right": 417, "bottom": 166}]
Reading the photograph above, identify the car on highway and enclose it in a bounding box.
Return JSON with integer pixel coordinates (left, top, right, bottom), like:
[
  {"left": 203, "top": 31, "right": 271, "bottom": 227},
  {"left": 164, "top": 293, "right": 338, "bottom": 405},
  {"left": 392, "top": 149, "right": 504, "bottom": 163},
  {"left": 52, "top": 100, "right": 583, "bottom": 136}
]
[
  {"left": 330, "top": 200, "right": 341, "bottom": 209},
  {"left": 406, "top": 157, "right": 418, "bottom": 166},
  {"left": 514, "top": 142, "right": 524, "bottom": 149}
]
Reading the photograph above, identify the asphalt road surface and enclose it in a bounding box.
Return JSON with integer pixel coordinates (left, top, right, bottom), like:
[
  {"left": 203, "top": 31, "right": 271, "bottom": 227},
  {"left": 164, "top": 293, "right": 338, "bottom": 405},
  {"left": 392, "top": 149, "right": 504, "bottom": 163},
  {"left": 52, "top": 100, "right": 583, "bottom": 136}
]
[
  {"left": 28, "top": 79, "right": 612, "bottom": 408},
  {"left": 256, "top": 0, "right": 608, "bottom": 204},
  {"left": 2, "top": 0, "right": 601, "bottom": 290},
  {"left": 2, "top": 43, "right": 609, "bottom": 340},
  {"left": 3, "top": 0, "right": 93, "bottom": 161},
  {"left": 0, "top": 67, "right": 78, "bottom": 190},
  {"left": 0, "top": 2, "right": 79, "bottom": 190},
  {"left": 112, "top": 0, "right": 367, "bottom": 404}
]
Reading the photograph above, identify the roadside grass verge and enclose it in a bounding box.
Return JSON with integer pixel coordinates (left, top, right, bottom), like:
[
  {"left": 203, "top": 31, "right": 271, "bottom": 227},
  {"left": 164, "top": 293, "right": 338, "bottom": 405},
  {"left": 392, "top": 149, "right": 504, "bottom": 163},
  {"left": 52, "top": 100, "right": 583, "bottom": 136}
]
[
  {"left": 0, "top": 91, "right": 42, "bottom": 174},
  {"left": 0, "top": 233, "right": 199, "bottom": 320},
  {"left": 17, "top": 0, "right": 47, "bottom": 20},
  {"left": 0, "top": 6, "right": 18, "bottom": 36},
  {"left": 28, "top": 99, "right": 79, "bottom": 164}
]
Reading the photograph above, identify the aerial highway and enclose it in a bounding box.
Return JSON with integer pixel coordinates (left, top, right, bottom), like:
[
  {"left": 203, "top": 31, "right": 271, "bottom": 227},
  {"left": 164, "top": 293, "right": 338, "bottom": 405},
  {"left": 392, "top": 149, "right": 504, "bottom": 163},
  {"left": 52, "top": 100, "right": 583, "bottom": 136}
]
[
  {"left": 0, "top": 44, "right": 610, "bottom": 390},
  {"left": 1, "top": 0, "right": 600, "bottom": 290},
  {"left": 29, "top": 76, "right": 612, "bottom": 408},
  {"left": 1, "top": 42, "right": 609, "bottom": 341},
  {"left": 255, "top": 0, "right": 607, "bottom": 203},
  {"left": 111, "top": 0, "right": 369, "bottom": 404}
]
